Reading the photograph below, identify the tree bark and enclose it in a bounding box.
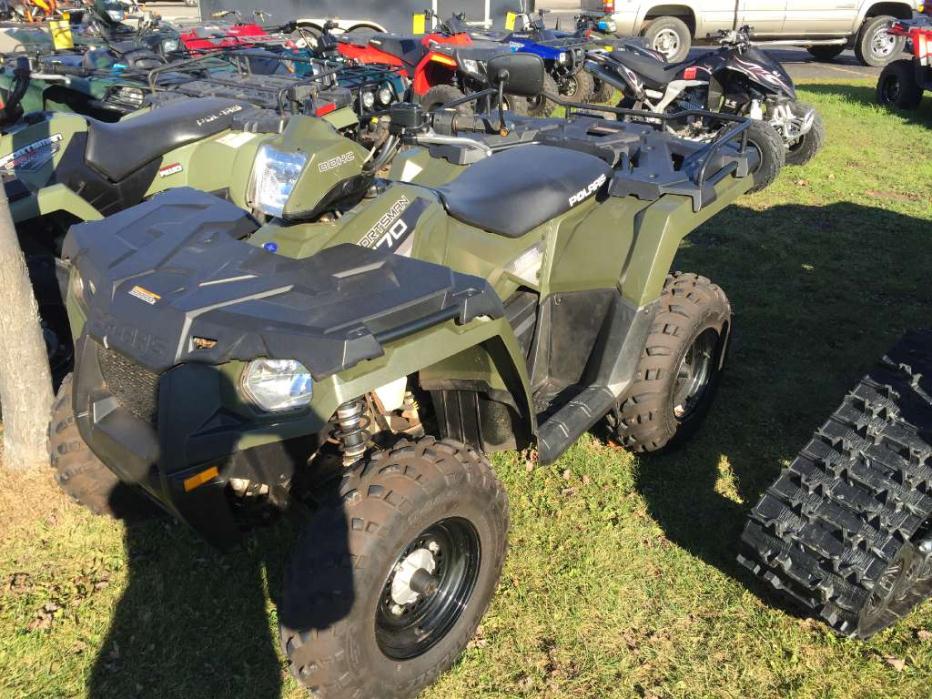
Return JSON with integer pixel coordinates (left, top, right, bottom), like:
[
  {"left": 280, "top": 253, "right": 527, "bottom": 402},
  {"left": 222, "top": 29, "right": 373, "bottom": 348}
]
[{"left": 0, "top": 185, "right": 53, "bottom": 469}]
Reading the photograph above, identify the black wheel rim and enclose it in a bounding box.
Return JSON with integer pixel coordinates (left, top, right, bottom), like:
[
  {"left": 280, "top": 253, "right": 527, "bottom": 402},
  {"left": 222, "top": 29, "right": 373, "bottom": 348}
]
[
  {"left": 375, "top": 517, "right": 481, "bottom": 660},
  {"left": 859, "top": 542, "right": 925, "bottom": 634},
  {"left": 881, "top": 75, "right": 901, "bottom": 104},
  {"left": 672, "top": 328, "right": 718, "bottom": 421}
]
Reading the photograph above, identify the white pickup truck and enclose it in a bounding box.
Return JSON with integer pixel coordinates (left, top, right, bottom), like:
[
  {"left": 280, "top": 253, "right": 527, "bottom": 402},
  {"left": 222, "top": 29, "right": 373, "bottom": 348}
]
[{"left": 599, "top": 0, "right": 924, "bottom": 65}]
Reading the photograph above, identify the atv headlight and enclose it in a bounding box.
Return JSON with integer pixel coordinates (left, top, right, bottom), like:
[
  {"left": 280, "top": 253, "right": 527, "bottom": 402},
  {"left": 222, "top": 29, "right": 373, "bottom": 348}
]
[
  {"left": 378, "top": 86, "right": 394, "bottom": 105},
  {"left": 242, "top": 359, "right": 313, "bottom": 412},
  {"left": 461, "top": 58, "right": 480, "bottom": 75},
  {"left": 361, "top": 91, "right": 376, "bottom": 110},
  {"left": 106, "top": 9, "right": 124, "bottom": 21},
  {"left": 598, "top": 19, "right": 617, "bottom": 33},
  {"left": 109, "top": 86, "right": 144, "bottom": 108},
  {"left": 250, "top": 144, "right": 308, "bottom": 218},
  {"left": 161, "top": 38, "right": 179, "bottom": 53},
  {"left": 558, "top": 52, "right": 568, "bottom": 64}
]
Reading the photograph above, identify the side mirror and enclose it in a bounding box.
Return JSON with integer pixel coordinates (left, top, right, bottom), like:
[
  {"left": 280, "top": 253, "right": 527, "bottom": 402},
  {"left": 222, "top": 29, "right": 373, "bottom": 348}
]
[{"left": 486, "top": 53, "right": 545, "bottom": 97}]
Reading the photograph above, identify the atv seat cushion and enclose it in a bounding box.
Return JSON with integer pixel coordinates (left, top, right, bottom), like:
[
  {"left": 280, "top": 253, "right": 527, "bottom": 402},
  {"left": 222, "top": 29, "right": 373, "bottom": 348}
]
[
  {"left": 436, "top": 145, "right": 613, "bottom": 238},
  {"left": 85, "top": 97, "right": 248, "bottom": 182},
  {"left": 611, "top": 50, "right": 687, "bottom": 90}
]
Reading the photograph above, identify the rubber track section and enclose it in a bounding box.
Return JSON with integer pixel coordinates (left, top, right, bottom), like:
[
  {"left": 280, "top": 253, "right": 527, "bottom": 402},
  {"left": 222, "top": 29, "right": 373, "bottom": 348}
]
[{"left": 739, "top": 330, "right": 932, "bottom": 638}]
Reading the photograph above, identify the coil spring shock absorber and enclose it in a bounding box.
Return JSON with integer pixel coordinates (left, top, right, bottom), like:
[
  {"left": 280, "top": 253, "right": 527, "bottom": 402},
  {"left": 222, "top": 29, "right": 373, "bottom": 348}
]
[{"left": 335, "top": 398, "right": 370, "bottom": 466}]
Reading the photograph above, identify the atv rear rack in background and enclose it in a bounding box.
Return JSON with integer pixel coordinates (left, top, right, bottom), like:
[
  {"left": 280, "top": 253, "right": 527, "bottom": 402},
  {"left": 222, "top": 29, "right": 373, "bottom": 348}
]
[{"left": 555, "top": 98, "right": 754, "bottom": 211}]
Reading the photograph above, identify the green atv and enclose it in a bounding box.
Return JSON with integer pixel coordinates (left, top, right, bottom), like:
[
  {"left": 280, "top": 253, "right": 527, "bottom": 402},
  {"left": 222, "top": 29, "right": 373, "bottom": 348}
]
[
  {"left": 0, "top": 58, "right": 359, "bottom": 374},
  {"left": 52, "top": 54, "right": 773, "bottom": 698}
]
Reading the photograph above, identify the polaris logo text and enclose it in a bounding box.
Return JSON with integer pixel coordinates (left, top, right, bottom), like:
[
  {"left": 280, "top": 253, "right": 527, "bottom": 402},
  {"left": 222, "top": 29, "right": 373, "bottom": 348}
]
[
  {"left": 358, "top": 196, "right": 411, "bottom": 250},
  {"left": 568, "top": 174, "right": 607, "bottom": 207},
  {"left": 195, "top": 104, "right": 243, "bottom": 127},
  {"left": 318, "top": 152, "right": 356, "bottom": 173}
]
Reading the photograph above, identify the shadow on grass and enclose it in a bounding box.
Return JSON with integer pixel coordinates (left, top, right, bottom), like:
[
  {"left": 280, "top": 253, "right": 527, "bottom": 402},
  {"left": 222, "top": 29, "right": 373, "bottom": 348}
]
[
  {"left": 633, "top": 202, "right": 932, "bottom": 600},
  {"left": 83, "top": 368, "right": 353, "bottom": 699},
  {"left": 801, "top": 82, "right": 932, "bottom": 126}
]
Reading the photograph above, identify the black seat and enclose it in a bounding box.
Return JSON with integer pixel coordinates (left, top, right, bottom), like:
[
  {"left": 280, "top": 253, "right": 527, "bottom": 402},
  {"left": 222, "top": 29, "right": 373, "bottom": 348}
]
[
  {"left": 436, "top": 146, "right": 613, "bottom": 238},
  {"left": 85, "top": 97, "right": 248, "bottom": 182},
  {"left": 367, "top": 34, "right": 426, "bottom": 73},
  {"left": 611, "top": 50, "right": 689, "bottom": 90}
]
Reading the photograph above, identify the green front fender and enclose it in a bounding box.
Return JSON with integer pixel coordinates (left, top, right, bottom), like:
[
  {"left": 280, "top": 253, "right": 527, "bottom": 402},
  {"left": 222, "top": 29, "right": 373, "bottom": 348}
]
[{"left": 232, "top": 316, "right": 534, "bottom": 454}]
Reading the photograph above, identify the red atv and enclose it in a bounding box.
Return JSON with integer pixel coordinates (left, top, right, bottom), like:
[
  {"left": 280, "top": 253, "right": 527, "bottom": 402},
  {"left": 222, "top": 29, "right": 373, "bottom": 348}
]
[
  {"left": 178, "top": 10, "right": 305, "bottom": 54},
  {"left": 336, "top": 12, "right": 482, "bottom": 108},
  {"left": 876, "top": 19, "right": 932, "bottom": 110}
]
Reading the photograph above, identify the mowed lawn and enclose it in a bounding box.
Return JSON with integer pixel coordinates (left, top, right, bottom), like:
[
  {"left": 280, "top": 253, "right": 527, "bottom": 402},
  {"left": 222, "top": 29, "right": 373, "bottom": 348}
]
[{"left": 1, "top": 80, "right": 930, "bottom": 699}]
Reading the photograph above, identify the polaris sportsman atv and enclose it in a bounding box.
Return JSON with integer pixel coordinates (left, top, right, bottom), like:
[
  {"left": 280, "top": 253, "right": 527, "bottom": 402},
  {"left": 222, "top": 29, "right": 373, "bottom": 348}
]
[
  {"left": 588, "top": 26, "right": 826, "bottom": 169},
  {"left": 740, "top": 330, "right": 932, "bottom": 639},
  {"left": 51, "top": 54, "right": 776, "bottom": 699}
]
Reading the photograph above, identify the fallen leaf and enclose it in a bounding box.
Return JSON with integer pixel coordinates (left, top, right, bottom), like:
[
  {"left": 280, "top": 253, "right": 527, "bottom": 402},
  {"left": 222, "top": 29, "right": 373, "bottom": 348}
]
[
  {"left": 916, "top": 629, "right": 932, "bottom": 642},
  {"left": 884, "top": 656, "right": 906, "bottom": 672}
]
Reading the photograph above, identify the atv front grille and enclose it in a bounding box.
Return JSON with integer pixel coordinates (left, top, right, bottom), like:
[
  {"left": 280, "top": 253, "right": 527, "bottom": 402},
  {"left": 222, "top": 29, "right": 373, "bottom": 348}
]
[{"left": 98, "top": 346, "right": 161, "bottom": 425}]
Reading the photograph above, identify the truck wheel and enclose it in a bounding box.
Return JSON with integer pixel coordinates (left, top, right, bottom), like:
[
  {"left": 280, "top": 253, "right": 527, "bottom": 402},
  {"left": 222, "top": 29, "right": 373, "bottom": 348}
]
[
  {"left": 559, "top": 68, "right": 595, "bottom": 103},
  {"left": 643, "top": 17, "right": 691, "bottom": 63},
  {"left": 525, "top": 72, "right": 558, "bottom": 117},
  {"left": 280, "top": 437, "right": 509, "bottom": 699},
  {"left": 745, "top": 120, "right": 785, "bottom": 193},
  {"left": 49, "top": 374, "right": 155, "bottom": 519},
  {"left": 876, "top": 59, "right": 924, "bottom": 109},
  {"left": 855, "top": 15, "right": 905, "bottom": 67},
  {"left": 785, "top": 101, "right": 825, "bottom": 167},
  {"left": 420, "top": 85, "right": 474, "bottom": 114},
  {"left": 740, "top": 330, "right": 932, "bottom": 639},
  {"left": 806, "top": 45, "right": 845, "bottom": 61},
  {"left": 607, "top": 273, "right": 731, "bottom": 453}
]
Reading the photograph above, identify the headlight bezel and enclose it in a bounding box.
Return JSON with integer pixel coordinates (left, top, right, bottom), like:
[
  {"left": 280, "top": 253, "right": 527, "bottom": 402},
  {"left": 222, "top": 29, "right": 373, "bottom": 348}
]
[
  {"left": 249, "top": 143, "right": 308, "bottom": 218},
  {"left": 240, "top": 358, "right": 313, "bottom": 413}
]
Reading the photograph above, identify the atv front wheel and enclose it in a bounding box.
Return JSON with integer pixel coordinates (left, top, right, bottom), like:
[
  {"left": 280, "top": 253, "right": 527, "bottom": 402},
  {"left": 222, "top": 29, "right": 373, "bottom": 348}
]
[
  {"left": 607, "top": 273, "right": 731, "bottom": 453},
  {"left": 420, "top": 85, "right": 474, "bottom": 114},
  {"left": 49, "top": 374, "right": 156, "bottom": 519},
  {"left": 876, "top": 59, "right": 924, "bottom": 109},
  {"left": 525, "top": 73, "right": 558, "bottom": 118},
  {"left": 280, "top": 437, "right": 508, "bottom": 698},
  {"left": 745, "top": 120, "right": 785, "bottom": 193},
  {"left": 784, "top": 101, "right": 825, "bottom": 167}
]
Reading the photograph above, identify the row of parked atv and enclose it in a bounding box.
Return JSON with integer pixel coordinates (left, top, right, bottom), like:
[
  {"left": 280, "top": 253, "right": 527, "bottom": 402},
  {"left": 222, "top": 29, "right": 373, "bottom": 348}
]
[{"left": 2, "top": 4, "right": 926, "bottom": 699}]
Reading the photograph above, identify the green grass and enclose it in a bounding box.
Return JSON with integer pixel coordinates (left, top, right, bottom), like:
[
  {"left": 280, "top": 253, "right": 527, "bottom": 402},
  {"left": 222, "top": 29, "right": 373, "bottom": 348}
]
[{"left": 1, "top": 80, "right": 931, "bottom": 699}]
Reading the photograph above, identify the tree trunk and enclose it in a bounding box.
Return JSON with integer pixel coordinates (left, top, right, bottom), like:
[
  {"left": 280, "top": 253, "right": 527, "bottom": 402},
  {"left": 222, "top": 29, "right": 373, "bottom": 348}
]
[{"left": 0, "top": 186, "right": 53, "bottom": 469}]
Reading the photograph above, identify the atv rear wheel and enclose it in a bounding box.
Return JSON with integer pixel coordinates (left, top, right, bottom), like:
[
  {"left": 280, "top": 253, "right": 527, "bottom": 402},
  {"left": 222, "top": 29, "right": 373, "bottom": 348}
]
[
  {"left": 280, "top": 437, "right": 508, "bottom": 698},
  {"left": 745, "top": 120, "right": 785, "bottom": 193},
  {"left": 876, "top": 59, "right": 924, "bottom": 109},
  {"left": 607, "top": 273, "right": 731, "bottom": 453},
  {"left": 740, "top": 330, "right": 932, "bottom": 639},
  {"left": 524, "top": 73, "right": 558, "bottom": 118},
  {"left": 784, "top": 101, "right": 825, "bottom": 167},
  {"left": 592, "top": 77, "right": 615, "bottom": 104},
  {"left": 420, "top": 85, "right": 474, "bottom": 114},
  {"left": 49, "top": 374, "right": 156, "bottom": 519},
  {"left": 559, "top": 69, "right": 595, "bottom": 103}
]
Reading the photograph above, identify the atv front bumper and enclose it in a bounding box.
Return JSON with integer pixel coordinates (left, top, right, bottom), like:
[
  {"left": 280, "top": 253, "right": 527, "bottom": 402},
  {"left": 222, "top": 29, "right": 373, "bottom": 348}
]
[{"left": 71, "top": 334, "right": 316, "bottom": 549}]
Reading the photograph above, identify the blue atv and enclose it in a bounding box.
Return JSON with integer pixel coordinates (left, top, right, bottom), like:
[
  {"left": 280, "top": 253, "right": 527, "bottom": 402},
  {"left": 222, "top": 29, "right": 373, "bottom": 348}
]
[{"left": 499, "top": 6, "right": 605, "bottom": 115}]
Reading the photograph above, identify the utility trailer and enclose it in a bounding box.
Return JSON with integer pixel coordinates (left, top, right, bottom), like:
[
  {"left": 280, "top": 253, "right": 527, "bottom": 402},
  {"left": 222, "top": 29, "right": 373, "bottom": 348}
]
[{"left": 197, "top": 0, "right": 528, "bottom": 34}]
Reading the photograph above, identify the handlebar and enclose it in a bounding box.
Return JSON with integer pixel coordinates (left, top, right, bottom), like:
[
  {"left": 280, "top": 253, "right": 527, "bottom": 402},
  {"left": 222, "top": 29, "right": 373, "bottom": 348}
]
[{"left": 1, "top": 57, "right": 30, "bottom": 126}]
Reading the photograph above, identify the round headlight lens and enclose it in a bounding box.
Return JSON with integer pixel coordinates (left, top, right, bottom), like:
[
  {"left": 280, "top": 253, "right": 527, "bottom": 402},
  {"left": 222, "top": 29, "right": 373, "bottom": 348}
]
[
  {"left": 362, "top": 91, "right": 376, "bottom": 110},
  {"left": 378, "top": 86, "right": 393, "bottom": 105},
  {"left": 242, "top": 359, "right": 313, "bottom": 412}
]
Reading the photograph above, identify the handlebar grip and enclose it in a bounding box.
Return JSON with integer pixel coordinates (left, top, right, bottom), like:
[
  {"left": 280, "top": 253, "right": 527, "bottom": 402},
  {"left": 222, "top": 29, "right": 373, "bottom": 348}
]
[{"left": 431, "top": 111, "right": 488, "bottom": 136}]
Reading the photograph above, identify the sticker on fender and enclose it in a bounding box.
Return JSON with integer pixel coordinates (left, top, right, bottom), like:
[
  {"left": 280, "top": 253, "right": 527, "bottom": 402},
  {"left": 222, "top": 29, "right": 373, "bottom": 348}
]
[
  {"left": 357, "top": 196, "right": 430, "bottom": 257},
  {"left": 0, "top": 134, "right": 62, "bottom": 178},
  {"left": 159, "top": 163, "right": 183, "bottom": 178},
  {"left": 129, "top": 285, "right": 161, "bottom": 305},
  {"left": 568, "top": 173, "right": 608, "bottom": 207}
]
